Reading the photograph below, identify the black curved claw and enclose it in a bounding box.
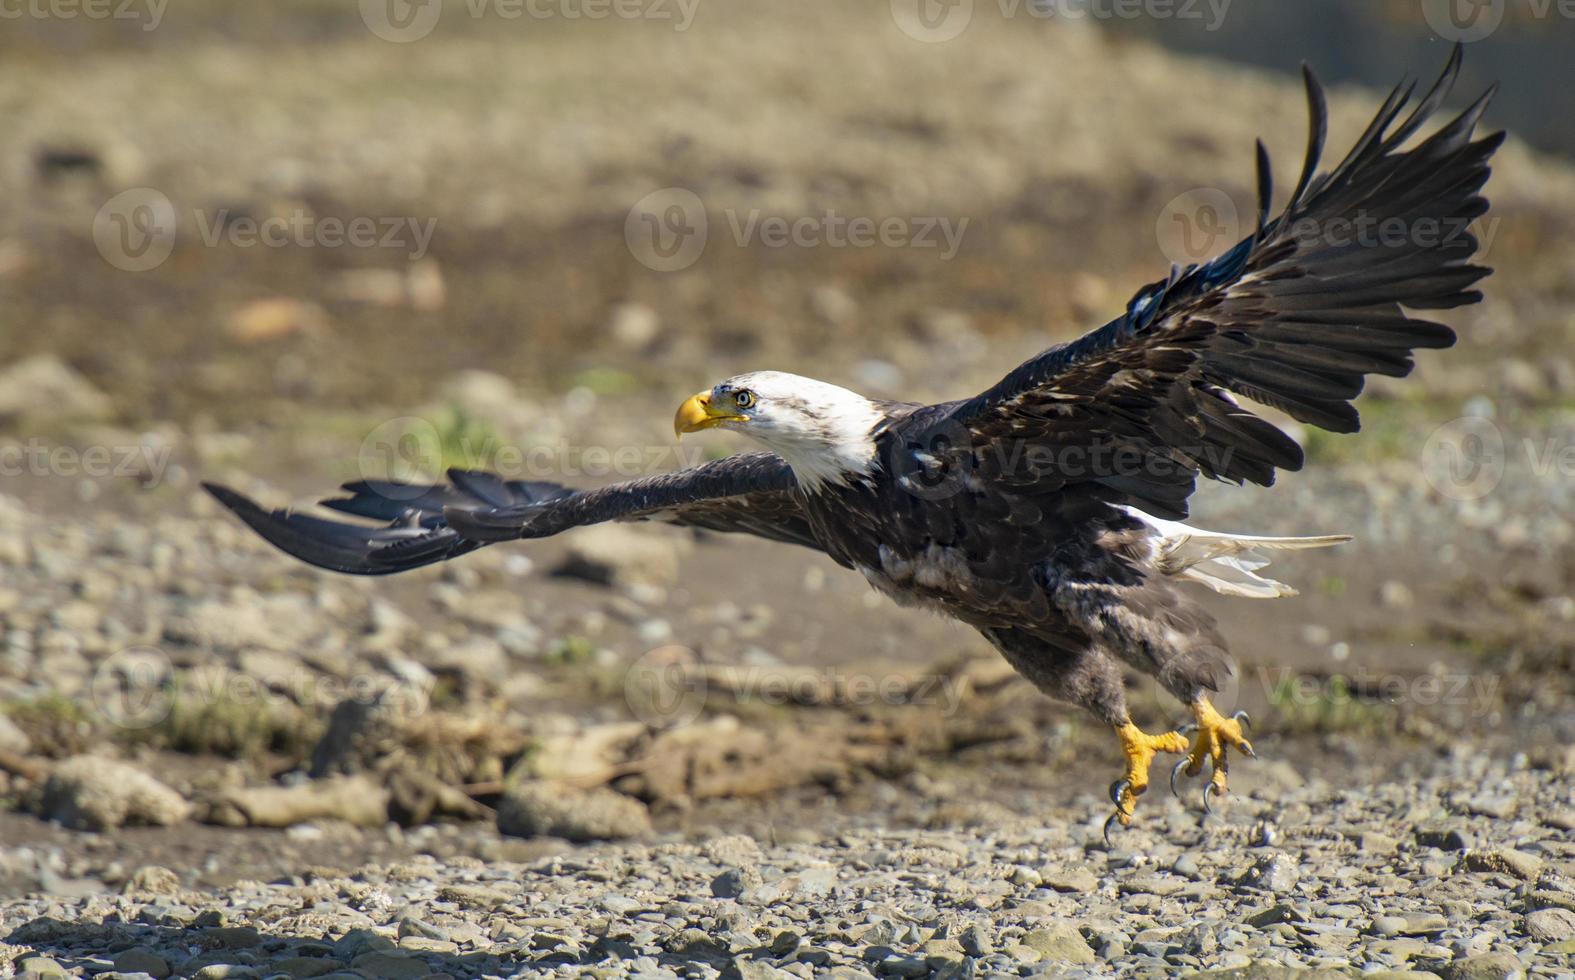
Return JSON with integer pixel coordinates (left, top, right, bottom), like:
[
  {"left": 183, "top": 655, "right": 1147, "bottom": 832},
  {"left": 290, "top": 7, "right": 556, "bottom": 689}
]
[
  {"left": 1103, "top": 810, "right": 1124, "bottom": 847},
  {"left": 1109, "top": 777, "right": 1131, "bottom": 808},
  {"left": 1169, "top": 757, "right": 1191, "bottom": 796},
  {"left": 1202, "top": 782, "right": 1218, "bottom": 816},
  {"left": 1231, "top": 710, "right": 1252, "bottom": 731},
  {"left": 1177, "top": 722, "right": 1199, "bottom": 737}
]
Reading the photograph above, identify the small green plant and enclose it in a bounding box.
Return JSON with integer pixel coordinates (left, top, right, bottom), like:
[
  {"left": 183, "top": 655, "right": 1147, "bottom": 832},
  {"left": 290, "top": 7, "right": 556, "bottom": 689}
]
[{"left": 1269, "top": 674, "right": 1392, "bottom": 735}]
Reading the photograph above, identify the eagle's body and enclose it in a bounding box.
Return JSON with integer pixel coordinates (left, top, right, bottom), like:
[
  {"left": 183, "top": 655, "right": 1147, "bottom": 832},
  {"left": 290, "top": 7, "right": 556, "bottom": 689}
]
[{"left": 209, "top": 49, "right": 1501, "bottom": 834}]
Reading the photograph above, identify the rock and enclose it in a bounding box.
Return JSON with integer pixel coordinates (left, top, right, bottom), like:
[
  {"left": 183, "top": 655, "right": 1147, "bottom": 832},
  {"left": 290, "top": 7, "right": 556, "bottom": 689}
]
[
  {"left": 554, "top": 524, "right": 687, "bottom": 588},
  {"left": 703, "top": 833, "right": 764, "bottom": 867},
  {"left": 1242, "top": 853, "right": 1300, "bottom": 893},
  {"left": 1415, "top": 824, "right": 1470, "bottom": 850},
  {"left": 123, "top": 865, "right": 182, "bottom": 896},
  {"left": 1244, "top": 904, "right": 1302, "bottom": 928},
  {"left": 1372, "top": 915, "right": 1409, "bottom": 937},
  {"left": 1359, "top": 832, "right": 1400, "bottom": 855},
  {"left": 36, "top": 755, "right": 191, "bottom": 830},
  {"left": 1042, "top": 869, "right": 1099, "bottom": 893},
  {"left": 113, "top": 947, "right": 171, "bottom": 978},
  {"left": 608, "top": 302, "right": 661, "bottom": 348},
  {"left": 348, "top": 952, "right": 431, "bottom": 980},
  {"left": 1399, "top": 913, "right": 1448, "bottom": 935},
  {"left": 712, "top": 867, "right": 763, "bottom": 899},
  {"left": 269, "top": 957, "right": 337, "bottom": 978},
  {"left": 226, "top": 297, "right": 327, "bottom": 343},
  {"left": 1439, "top": 952, "right": 1525, "bottom": 980},
  {"left": 0, "top": 355, "right": 112, "bottom": 422},
  {"left": 206, "top": 776, "right": 390, "bottom": 829},
  {"left": 15, "top": 955, "right": 69, "bottom": 978},
  {"left": 1524, "top": 907, "right": 1575, "bottom": 942},
  {"left": 496, "top": 779, "right": 651, "bottom": 841},
  {"left": 959, "top": 922, "right": 993, "bottom": 956},
  {"left": 1463, "top": 849, "right": 1543, "bottom": 880},
  {"left": 728, "top": 959, "right": 795, "bottom": 980},
  {"left": 306, "top": 684, "right": 428, "bottom": 779},
  {"left": 1019, "top": 923, "right": 1096, "bottom": 964}
]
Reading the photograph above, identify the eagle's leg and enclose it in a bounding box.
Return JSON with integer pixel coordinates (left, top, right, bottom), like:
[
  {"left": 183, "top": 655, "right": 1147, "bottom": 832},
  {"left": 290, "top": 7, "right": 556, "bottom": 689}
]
[
  {"left": 1172, "top": 698, "right": 1255, "bottom": 809},
  {"left": 1109, "top": 722, "right": 1190, "bottom": 831}
]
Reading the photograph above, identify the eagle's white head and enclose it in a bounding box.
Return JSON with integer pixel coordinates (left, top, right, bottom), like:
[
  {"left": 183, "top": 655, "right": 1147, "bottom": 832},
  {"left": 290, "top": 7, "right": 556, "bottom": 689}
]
[{"left": 673, "top": 370, "right": 883, "bottom": 489}]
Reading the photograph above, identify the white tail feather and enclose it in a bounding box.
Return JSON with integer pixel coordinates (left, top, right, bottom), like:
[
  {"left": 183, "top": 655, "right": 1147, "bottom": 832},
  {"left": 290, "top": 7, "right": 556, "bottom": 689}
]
[{"left": 1122, "top": 507, "right": 1353, "bottom": 599}]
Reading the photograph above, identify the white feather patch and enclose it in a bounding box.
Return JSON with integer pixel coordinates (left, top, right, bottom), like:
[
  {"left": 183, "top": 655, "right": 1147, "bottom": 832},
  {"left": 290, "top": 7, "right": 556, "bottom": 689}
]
[{"left": 1122, "top": 506, "right": 1353, "bottom": 599}]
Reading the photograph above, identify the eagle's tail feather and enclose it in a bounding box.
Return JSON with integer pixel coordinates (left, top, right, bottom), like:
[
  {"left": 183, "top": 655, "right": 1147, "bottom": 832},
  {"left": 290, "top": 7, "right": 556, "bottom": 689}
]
[{"left": 1123, "top": 507, "right": 1351, "bottom": 599}]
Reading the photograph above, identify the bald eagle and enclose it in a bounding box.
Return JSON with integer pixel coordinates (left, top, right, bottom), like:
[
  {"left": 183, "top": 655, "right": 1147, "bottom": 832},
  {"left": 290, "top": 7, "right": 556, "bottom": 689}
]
[{"left": 208, "top": 48, "right": 1499, "bottom": 838}]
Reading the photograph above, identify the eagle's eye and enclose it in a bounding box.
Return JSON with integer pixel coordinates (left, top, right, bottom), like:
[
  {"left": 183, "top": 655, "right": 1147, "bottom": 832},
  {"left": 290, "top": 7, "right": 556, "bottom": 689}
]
[{"left": 733, "top": 390, "right": 756, "bottom": 410}]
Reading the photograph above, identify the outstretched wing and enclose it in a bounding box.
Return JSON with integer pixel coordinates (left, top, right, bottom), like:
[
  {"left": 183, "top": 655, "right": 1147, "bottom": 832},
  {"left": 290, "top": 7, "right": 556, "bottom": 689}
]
[
  {"left": 927, "top": 45, "right": 1500, "bottom": 519},
  {"left": 205, "top": 451, "right": 816, "bottom": 576}
]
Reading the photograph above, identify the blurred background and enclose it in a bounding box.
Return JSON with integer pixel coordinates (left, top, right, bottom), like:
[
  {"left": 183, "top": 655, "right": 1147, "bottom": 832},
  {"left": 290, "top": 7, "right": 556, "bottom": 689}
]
[{"left": 0, "top": 0, "right": 1570, "bottom": 890}]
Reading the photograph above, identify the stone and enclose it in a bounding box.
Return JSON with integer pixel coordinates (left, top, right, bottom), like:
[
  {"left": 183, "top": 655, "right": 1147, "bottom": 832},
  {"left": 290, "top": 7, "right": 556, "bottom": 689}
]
[
  {"left": 712, "top": 867, "right": 763, "bottom": 898},
  {"left": 1415, "top": 825, "right": 1470, "bottom": 850},
  {"left": 496, "top": 779, "right": 652, "bottom": 841},
  {"left": 1524, "top": 907, "right": 1575, "bottom": 943},
  {"left": 555, "top": 524, "right": 687, "bottom": 588},
  {"left": 1463, "top": 849, "right": 1543, "bottom": 880},
  {"left": 268, "top": 958, "right": 336, "bottom": 979},
  {"left": 1042, "top": 869, "right": 1098, "bottom": 893},
  {"left": 123, "top": 865, "right": 181, "bottom": 896},
  {"left": 1439, "top": 952, "right": 1525, "bottom": 980},
  {"left": 1020, "top": 923, "right": 1096, "bottom": 964},
  {"left": 16, "top": 955, "right": 69, "bottom": 978},
  {"left": 112, "top": 947, "right": 171, "bottom": 978},
  {"left": 1242, "top": 854, "right": 1300, "bottom": 894},
  {"left": 0, "top": 355, "right": 112, "bottom": 422},
  {"left": 35, "top": 755, "right": 191, "bottom": 830},
  {"left": 348, "top": 952, "right": 431, "bottom": 980}
]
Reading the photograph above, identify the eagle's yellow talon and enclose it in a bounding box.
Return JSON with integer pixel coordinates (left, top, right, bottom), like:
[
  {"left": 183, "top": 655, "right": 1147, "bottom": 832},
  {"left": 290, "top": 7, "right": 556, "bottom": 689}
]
[
  {"left": 1178, "top": 699, "right": 1255, "bottom": 811},
  {"left": 1107, "top": 721, "right": 1190, "bottom": 837}
]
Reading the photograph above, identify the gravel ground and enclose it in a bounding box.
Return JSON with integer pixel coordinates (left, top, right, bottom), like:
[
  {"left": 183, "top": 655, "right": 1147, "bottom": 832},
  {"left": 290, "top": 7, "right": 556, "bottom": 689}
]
[{"left": 3, "top": 752, "right": 1574, "bottom": 979}]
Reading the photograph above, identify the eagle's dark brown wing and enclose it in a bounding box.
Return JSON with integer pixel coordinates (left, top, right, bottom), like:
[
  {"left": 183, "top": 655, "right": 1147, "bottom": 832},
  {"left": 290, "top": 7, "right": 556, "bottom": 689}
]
[
  {"left": 930, "top": 45, "right": 1500, "bottom": 519},
  {"left": 204, "top": 451, "right": 815, "bottom": 576}
]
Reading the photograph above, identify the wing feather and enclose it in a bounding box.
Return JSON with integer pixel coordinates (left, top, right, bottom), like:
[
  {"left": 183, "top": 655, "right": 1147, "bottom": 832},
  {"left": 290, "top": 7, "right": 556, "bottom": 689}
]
[
  {"left": 205, "top": 451, "right": 814, "bottom": 576},
  {"left": 931, "top": 45, "right": 1499, "bottom": 518}
]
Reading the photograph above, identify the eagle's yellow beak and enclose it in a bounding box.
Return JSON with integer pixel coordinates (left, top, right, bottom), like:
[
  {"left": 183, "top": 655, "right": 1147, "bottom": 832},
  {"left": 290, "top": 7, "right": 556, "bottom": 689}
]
[{"left": 673, "top": 390, "right": 745, "bottom": 437}]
